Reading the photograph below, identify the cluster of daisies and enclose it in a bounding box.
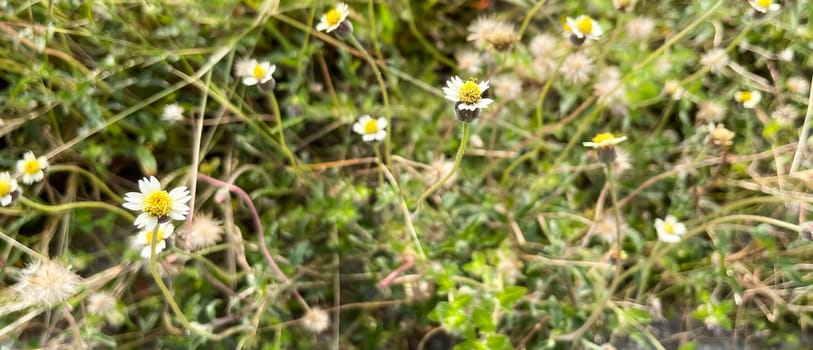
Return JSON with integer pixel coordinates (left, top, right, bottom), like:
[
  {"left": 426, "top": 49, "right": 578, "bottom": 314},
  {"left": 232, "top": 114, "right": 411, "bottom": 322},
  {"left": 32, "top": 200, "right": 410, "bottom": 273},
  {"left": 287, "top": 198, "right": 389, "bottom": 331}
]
[{"left": 0, "top": 151, "right": 50, "bottom": 207}]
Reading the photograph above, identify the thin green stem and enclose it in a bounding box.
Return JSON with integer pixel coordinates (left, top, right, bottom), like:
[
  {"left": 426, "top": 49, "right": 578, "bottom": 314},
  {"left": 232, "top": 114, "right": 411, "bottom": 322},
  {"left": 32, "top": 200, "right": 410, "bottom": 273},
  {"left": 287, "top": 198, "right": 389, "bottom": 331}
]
[
  {"left": 517, "top": 0, "right": 548, "bottom": 40},
  {"left": 269, "top": 91, "right": 298, "bottom": 166},
  {"left": 0, "top": 230, "right": 48, "bottom": 261},
  {"left": 415, "top": 123, "right": 470, "bottom": 211},
  {"left": 378, "top": 159, "right": 426, "bottom": 260},
  {"left": 48, "top": 164, "right": 121, "bottom": 202},
  {"left": 348, "top": 34, "right": 392, "bottom": 167},
  {"left": 535, "top": 55, "right": 566, "bottom": 131},
  {"left": 18, "top": 196, "right": 134, "bottom": 222}
]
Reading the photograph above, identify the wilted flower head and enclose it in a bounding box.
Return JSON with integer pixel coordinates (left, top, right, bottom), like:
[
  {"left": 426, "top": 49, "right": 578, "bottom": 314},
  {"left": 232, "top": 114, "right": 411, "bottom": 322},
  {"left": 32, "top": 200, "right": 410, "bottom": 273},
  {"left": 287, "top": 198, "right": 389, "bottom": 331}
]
[
  {"left": 613, "top": 0, "right": 633, "bottom": 11},
  {"left": 491, "top": 74, "right": 522, "bottom": 100},
  {"left": 626, "top": 17, "right": 656, "bottom": 41},
  {"left": 528, "top": 33, "right": 559, "bottom": 58},
  {"left": 443, "top": 76, "right": 494, "bottom": 122},
  {"left": 302, "top": 308, "right": 330, "bottom": 333},
  {"left": 182, "top": 212, "right": 224, "bottom": 251},
  {"left": 664, "top": 80, "right": 686, "bottom": 100},
  {"left": 15, "top": 259, "right": 81, "bottom": 307},
  {"left": 787, "top": 76, "right": 810, "bottom": 96},
  {"left": 734, "top": 90, "right": 762, "bottom": 109},
  {"left": 162, "top": 103, "right": 184, "bottom": 123},
  {"left": 560, "top": 52, "right": 594, "bottom": 84},
  {"left": 496, "top": 249, "right": 523, "bottom": 285},
  {"left": 699, "top": 48, "right": 729, "bottom": 74},
  {"left": 594, "top": 67, "right": 626, "bottom": 106},
  {"left": 696, "top": 101, "right": 726, "bottom": 122},
  {"left": 456, "top": 49, "right": 484, "bottom": 74},
  {"left": 771, "top": 104, "right": 799, "bottom": 125},
  {"left": 749, "top": 0, "right": 780, "bottom": 13},
  {"left": 564, "top": 15, "right": 603, "bottom": 45},
  {"left": 317, "top": 2, "right": 352, "bottom": 36},
  {"left": 352, "top": 114, "right": 388, "bottom": 142},
  {"left": 16, "top": 151, "right": 49, "bottom": 185},
  {"left": 122, "top": 176, "right": 191, "bottom": 230},
  {"left": 466, "top": 17, "right": 517, "bottom": 51},
  {"left": 654, "top": 215, "right": 687, "bottom": 243},
  {"left": 87, "top": 292, "right": 117, "bottom": 316},
  {"left": 0, "top": 171, "right": 19, "bottom": 207},
  {"left": 708, "top": 123, "right": 735, "bottom": 147}
]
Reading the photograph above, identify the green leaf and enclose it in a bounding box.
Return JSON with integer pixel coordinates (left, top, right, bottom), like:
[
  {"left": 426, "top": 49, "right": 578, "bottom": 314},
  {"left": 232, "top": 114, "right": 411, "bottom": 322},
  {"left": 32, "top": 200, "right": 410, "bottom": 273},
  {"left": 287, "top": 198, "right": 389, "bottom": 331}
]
[
  {"left": 472, "top": 304, "right": 495, "bottom": 333},
  {"left": 678, "top": 340, "right": 697, "bottom": 350},
  {"left": 485, "top": 334, "right": 514, "bottom": 350},
  {"left": 134, "top": 145, "right": 157, "bottom": 175},
  {"left": 497, "top": 286, "right": 527, "bottom": 310}
]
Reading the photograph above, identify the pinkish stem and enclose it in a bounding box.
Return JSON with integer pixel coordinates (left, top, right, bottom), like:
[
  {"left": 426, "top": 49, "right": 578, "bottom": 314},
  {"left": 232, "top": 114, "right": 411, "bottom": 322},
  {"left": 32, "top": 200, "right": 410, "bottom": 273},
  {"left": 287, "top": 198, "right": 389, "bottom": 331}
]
[
  {"left": 377, "top": 257, "right": 416, "bottom": 288},
  {"left": 196, "top": 173, "right": 309, "bottom": 309}
]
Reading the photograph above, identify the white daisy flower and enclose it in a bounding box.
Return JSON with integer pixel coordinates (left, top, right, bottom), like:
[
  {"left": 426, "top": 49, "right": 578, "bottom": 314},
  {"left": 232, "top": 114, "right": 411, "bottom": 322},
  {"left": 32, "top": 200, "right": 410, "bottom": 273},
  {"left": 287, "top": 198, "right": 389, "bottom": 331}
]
[
  {"left": 14, "top": 259, "right": 81, "bottom": 307},
  {"left": 352, "top": 114, "right": 388, "bottom": 142},
  {"left": 583, "top": 133, "right": 628, "bottom": 149},
  {"left": 565, "top": 15, "right": 603, "bottom": 41},
  {"left": 122, "top": 176, "right": 191, "bottom": 230},
  {"left": 316, "top": 2, "right": 350, "bottom": 33},
  {"left": 734, "top": 90, "right": 762, "bottom": 109},
  {"left": 134, "top": 222, "right": 175, "bottom": 258},
  {"left": 242, "top": 61, "right": 275, "bottom": 86},
  {"left": 442, "top": 76, "right": 494, "bottom": 111},
  {"left": 749, "top": 0, "right": 780, "bottom": 13},
  {"left": 162, "top": 103, "right": 184, "bottom": 123},
  {"left": 0, "top": 171, "right": 18, "bottom": 206},
  {"left": 654, "top": 215, "right": 687, "bottom": 243},
  {"left": 16, "top": 151, "right": 49, "bottom": 185}
]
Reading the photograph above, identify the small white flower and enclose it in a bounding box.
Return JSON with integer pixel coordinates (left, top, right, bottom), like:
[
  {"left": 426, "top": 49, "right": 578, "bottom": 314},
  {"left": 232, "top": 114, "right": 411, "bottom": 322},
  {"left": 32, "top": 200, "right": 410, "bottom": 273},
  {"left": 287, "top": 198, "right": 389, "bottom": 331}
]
[
  {"left": 749, "top": 0, "right": 780, "bottom": 13},
  {"left": 122, "top": 176, "right": 191, "bottom": 230},
  {"left": 0, "top": 171, "right": 18, "bottom": 206},
  {"left": 699, "top": 48, "right": 729, "bottom": 74},
  {"left": 583, "top": 133, "right": 627, "bottom": 149},
  {"left": 162, "top": 103, "right": 184, "bottom": 123},
  {"left": 443, "top": 76, "right": 494, "bottom": 111},
  {"left": 316, "top": 2, "right": 350, "bottom": 33},
  {"left": 565, "top": 15, "right": 603, "bottom": 41},
  {"left": 16, "top": 151, "right": 49, "bottom": 185},
  {"left": 352, "top": 114, "right": 388, "bottom": 142},
  {"left": 242, "top": 61, "right": 275, "bottom": 86},
  {"left": 561, "top": 52, "right": 595, "bottom": 84},
  {"left": 15, "top": 260, "right": 81, "bottom": 307},
  {"left": 302, "top": 308, "right": 330, "bottom": 333},
  {"left": 654, "top": 215, "right": 687, "bottom": 243},
  {"left": 734, "top": 90, "right": 762, "bottom": 109},
  {"left": 134, "top": 222, "right": 175, "bottom": 258},
  {"left": 182, "top": 212, "right": 224, "bottom": 251}
]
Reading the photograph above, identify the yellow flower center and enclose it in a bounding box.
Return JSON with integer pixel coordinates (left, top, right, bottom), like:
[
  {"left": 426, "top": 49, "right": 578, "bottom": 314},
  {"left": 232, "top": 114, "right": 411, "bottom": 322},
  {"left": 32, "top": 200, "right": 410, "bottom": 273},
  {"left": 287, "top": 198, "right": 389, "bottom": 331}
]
[
  {"left": 143, "top": 191, "right": 173, "bottom": 218},
  {"left": 591, "top": 133, "right": 616, "bottom": 144},
  {"left": 145, "top": 229, "right": 165, "bottom": 244},
  {"left": 577, "top": 17, "right": 593, "bottom": 34},
  {"left": 363, "top": 119, "right": 379, "bottom": 134},
  {"left": 23, "top": 159, "right": 40, "bottom": 174},
  {"left": 0, "top": 180, "right": 10, "bottom": 197},
  {"left": 326, "top": 9, "right": 341, "bottom": 26},
  {"left": 756, "top": 0, "right": 772, "bottom": 8},
  {"left": 664, "top": 222, "right": 675, "bottom": 234},
  {"left": 252, "top": 64, "right": 266, "bottom": 80},
  {"left": 739, "top": 91, "right": 752, "bottom": 102},
  {"left": 459, "top": 80, "right": 482, "bottom": 105}
]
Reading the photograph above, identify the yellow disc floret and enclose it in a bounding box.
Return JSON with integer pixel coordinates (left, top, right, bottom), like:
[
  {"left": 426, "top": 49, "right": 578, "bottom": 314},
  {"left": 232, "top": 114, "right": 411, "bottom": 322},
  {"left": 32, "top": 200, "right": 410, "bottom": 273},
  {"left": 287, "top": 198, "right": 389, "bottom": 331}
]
[
  {"left": 0, "top": 181, "right": 9, "bottom": 197},
  {"left": 253, "top": 64, "right": 266, "bottom": 80},
  {"left": 363, "top": 119, "right": 379, "bottom": 134},
  {"left": 591, "top": 133, "right": 616, "bottom": 144},
  {"left": 23, "top": 159, "right": 40, "bottom": 174},
  {"left": 143, "top": 191, "right": 173, "bottom": 218},
  {"left": 756, "top": 0, "right": 772, "bottom": 8},
  {"left": 739, "top": 91, "right": 752, "bottom": 102},
  {"left": 459, "top": 80, "right": 482, "bottom": 105},
  {"left": 664, "top": 222, "right": 675, "bottom": 234},
  {"left": 577, "top": 17, "right": 593, "bottom": 35},
  {"left": 326, "top": 9, "right": 341, "bottom": 25},
  {"left": 145, "top": 229, "right": 165, "bottom": 244}
]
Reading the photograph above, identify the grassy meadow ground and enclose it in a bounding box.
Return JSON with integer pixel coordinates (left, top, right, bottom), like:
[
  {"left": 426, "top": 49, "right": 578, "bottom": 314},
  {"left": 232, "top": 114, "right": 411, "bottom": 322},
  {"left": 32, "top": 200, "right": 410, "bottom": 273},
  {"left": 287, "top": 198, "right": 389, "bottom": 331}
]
[{"left": 2, "top": 0, "right": 813, "bottom": 349}]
